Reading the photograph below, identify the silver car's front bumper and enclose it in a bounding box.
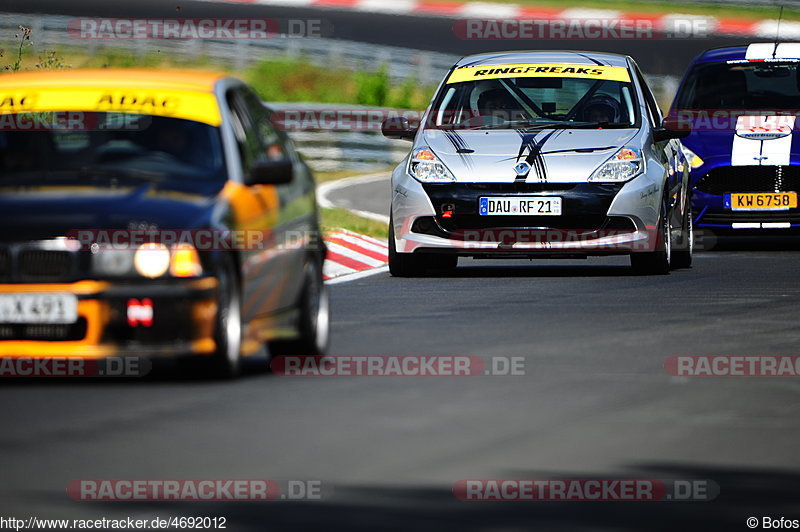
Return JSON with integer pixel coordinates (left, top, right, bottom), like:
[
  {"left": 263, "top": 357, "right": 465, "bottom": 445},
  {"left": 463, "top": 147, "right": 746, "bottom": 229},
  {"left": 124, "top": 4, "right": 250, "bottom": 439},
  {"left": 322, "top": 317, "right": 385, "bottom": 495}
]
[{"left": 391, "top": 167, "right": 664, "bottom": 256}]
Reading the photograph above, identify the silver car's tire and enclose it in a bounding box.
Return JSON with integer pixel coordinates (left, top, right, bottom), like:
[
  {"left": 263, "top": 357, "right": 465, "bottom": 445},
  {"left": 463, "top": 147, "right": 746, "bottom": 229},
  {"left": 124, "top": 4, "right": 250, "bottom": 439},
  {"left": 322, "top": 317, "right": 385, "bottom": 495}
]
[
  {"left": 388, "top": 219, "right": 457, "bottom": 277},
  {"left": 630, "top": 200, "right": 671, "bottom": 275}
]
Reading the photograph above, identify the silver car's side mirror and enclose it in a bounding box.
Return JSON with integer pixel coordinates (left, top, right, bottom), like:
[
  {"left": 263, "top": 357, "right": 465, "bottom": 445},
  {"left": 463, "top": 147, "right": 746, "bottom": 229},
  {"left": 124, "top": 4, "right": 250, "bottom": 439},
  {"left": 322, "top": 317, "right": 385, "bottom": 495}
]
[
  {"left": 654, "top": 116, "right": 692, "bottom": 142},
  {"left": 382, "top": 117, "right": 418, "bottom": 141}
]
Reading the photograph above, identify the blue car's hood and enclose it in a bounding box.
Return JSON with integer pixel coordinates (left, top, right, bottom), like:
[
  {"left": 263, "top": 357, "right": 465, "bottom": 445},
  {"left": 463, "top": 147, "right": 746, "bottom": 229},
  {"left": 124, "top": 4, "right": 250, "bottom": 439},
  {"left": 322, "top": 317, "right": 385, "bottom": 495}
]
[
  {"left": 0, "top": 177, "right": 224, "bottom": 242},
  {"left": 682, "top": 114, "right": 799, "bottom": 167}
]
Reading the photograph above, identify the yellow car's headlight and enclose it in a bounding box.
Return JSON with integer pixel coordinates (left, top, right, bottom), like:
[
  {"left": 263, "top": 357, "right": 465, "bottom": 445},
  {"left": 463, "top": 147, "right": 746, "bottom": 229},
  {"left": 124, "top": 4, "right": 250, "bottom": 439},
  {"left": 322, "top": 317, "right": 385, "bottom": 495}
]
[
  {"left": 170, "top": 244, "right": 203, "bottom": 278},
  {"left": 134, "top": 243, "right": 171, "bottom": 278}
]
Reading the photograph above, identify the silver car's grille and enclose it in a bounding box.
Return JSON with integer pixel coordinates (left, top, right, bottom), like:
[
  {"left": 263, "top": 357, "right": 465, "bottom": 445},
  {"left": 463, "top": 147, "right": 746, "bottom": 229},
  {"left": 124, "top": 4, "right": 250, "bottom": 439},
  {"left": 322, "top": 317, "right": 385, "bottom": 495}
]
[{"left": 465, "top": 183, "right": 579, "bottom": 192}]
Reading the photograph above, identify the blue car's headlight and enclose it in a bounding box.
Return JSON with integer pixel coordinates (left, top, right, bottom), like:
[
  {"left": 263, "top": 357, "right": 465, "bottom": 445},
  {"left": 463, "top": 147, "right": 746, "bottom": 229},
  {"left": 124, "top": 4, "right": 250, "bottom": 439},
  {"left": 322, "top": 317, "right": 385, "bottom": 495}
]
[
  {"left": 679, "top": 143, "right": 704, "bottom": 169},
  {"left": 589, "top": 147, "right": 644, "bottom": 183}
]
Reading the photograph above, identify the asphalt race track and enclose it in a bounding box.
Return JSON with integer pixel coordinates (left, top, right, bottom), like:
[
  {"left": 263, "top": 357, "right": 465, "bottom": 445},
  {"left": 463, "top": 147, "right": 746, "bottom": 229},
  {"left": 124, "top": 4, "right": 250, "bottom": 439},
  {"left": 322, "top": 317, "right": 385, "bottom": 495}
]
[
  {"left": 2, "top": 176, "right": 800, "bottom": 529},
  {"left": 3, "top": 240, "right": 800, "bottom": 530}
]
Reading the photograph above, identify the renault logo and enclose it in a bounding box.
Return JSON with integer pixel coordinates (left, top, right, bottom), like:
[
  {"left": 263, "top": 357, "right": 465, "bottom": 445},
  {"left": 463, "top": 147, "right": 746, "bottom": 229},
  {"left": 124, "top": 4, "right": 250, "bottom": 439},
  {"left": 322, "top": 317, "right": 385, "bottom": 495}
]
[{"left": 514, "top": 161, "right": 531, "bottom": 177}]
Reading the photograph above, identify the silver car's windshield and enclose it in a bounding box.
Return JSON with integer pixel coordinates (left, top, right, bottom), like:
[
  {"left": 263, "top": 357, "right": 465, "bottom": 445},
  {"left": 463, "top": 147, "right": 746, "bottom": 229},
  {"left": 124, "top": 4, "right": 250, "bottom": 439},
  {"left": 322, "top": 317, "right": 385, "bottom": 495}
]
[{"left": 429, "top": 73, "right": 640, "bottom": 130}]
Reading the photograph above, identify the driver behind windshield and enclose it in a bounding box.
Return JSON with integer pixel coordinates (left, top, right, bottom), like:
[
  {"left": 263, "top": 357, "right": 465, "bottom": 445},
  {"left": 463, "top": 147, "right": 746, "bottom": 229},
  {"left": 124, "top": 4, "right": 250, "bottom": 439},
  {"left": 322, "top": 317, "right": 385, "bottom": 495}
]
[
  {"left": 148, "top": 121, "right": 214, "bottom": 169},
  {"left": 477, "top": 89, "right": 525, "bottom": 122},
  {"left": 582, "top": 95, "right": 622, "bottom": 124}
]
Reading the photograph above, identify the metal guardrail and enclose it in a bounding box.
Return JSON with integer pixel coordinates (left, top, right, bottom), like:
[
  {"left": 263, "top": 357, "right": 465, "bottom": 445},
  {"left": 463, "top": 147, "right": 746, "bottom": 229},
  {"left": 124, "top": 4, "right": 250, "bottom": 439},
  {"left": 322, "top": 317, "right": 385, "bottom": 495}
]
[
  {"left": 267, "top": 103, "right": 411, "bottom": 172},
  {"left": 0, "top": 11, "right": 678, "bottom": 99},
  {"left": 0, "top": 12, "right": 460, "bottom": 86}
]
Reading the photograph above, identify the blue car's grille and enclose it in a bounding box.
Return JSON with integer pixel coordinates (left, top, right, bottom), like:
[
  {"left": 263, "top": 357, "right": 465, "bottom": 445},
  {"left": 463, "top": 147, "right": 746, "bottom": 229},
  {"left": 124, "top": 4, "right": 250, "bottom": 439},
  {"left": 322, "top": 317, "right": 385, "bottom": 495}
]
[{"left": 695, "top": 166, "right": 800, "bottom": 196}]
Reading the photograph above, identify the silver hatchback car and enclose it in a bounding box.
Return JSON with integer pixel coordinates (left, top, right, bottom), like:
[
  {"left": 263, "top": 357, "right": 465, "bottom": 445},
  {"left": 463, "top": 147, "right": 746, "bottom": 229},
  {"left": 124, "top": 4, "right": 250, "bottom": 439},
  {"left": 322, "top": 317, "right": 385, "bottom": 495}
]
[{"left": 383, "top": 51, "right": 692, "bottom": 276}]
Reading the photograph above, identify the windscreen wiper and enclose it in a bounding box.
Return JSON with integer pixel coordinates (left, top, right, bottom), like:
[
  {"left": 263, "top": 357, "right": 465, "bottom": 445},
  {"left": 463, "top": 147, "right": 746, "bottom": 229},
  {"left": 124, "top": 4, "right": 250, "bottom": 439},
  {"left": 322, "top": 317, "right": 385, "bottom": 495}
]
[{"left": 561, "top": 121, "right": 634, "bottom": 129}]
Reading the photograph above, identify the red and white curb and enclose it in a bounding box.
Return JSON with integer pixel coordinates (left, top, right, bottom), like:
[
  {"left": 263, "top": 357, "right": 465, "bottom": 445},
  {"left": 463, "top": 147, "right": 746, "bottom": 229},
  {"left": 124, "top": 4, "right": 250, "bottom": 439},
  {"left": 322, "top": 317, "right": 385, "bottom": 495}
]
[
  {"left": 200, "top": 0, "right": 799, "bottom": 39},
  {"left": 324, "top": 229, "right": 388, "bottom": 284}
]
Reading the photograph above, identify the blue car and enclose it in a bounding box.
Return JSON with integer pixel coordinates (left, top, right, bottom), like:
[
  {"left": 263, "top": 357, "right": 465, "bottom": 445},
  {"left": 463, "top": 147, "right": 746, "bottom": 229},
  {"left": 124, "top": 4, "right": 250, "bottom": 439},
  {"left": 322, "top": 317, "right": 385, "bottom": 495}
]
[{"left": 670, "top": 43, "right": 800, "bottom": 233}]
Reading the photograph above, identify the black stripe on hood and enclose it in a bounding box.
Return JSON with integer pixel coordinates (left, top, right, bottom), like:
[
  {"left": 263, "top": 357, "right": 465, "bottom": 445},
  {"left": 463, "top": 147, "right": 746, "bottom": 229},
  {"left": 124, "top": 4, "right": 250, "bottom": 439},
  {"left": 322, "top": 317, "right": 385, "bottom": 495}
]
[
  {"left": 515, "top": 129, "right": 563, "bottom": 183},
  {"left": 442, "top": 130, "right": 474, "bottom": 168}
]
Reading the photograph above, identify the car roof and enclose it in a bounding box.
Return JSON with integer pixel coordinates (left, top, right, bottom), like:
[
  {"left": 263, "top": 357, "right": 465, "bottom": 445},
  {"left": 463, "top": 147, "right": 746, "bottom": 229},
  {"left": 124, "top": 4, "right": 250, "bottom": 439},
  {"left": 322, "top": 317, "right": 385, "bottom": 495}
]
[
  {"left": 455, "top": 51, "right": 630, "bottom": 69},
  {"left": 693, "top": 42, "right": 800, "bottom": 64},
  {"left": 0, "top": 69, "right": 230, "bottom": 92}
]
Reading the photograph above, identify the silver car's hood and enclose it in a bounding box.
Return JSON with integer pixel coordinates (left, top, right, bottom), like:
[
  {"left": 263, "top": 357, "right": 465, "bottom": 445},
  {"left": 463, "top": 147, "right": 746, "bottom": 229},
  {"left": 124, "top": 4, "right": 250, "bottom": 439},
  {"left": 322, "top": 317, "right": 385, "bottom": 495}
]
[{"left": 422, "top": 128, "right": 638, "bottom": 183}]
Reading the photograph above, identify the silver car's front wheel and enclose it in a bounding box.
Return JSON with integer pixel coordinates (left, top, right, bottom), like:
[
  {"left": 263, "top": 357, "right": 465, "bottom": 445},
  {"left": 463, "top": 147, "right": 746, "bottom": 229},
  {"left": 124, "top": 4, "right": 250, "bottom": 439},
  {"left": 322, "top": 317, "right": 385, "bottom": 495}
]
[
  {"left": 630, "top": 200, "right": 671, "bottom": 275},
  {"left": 388, "top": 217, "right": 457, "bottom": 277}
]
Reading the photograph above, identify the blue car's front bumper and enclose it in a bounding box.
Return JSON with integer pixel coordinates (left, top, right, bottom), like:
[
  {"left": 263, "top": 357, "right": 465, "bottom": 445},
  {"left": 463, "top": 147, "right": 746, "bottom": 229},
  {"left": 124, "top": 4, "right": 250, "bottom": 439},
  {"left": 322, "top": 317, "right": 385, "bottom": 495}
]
[{"left": 692, "top": 164, "right": 800, "bottom": 232}]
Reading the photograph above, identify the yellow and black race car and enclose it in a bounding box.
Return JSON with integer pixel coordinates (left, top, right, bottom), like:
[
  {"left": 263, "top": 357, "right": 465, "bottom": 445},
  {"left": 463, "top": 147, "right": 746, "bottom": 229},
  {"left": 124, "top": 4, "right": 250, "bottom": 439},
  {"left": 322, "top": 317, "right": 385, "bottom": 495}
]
[{"left": 0, "top": 69, "right": 328, "bottom": 377}]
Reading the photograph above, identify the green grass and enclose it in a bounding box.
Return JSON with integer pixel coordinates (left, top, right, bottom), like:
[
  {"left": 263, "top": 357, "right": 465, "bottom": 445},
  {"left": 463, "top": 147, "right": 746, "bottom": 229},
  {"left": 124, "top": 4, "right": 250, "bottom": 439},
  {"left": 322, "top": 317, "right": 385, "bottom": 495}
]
[
  {"left": 321, "top": 208, "right": 388, "bottom": 239},
  {"left": 245, "top": 58, "right": 435, "bottom": 109},
  {"left": 0, "top": 44, "right": 438, "bottom": 110}
]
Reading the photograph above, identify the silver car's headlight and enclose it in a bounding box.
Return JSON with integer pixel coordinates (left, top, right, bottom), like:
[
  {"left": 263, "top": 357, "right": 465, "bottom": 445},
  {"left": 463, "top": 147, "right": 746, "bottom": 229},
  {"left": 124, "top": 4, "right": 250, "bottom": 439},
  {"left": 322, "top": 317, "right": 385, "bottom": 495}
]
[
  {"left": 589, "top": 147, "right": 644, "bottom": 183},
  {"left": 408, "top": 147, "right": 456, "bottom": 183}
]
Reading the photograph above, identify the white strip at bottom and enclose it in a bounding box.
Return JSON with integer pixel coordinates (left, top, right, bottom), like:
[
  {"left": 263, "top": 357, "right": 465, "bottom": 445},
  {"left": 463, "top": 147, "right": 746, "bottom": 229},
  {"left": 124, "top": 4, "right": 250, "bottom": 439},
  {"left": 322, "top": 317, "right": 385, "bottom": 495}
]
[
  {"left": 732, "top": 222, "right": 791, "bottom": 229},
  {"left": 762, "top": 222, "right": 791, "bottom": 229}
]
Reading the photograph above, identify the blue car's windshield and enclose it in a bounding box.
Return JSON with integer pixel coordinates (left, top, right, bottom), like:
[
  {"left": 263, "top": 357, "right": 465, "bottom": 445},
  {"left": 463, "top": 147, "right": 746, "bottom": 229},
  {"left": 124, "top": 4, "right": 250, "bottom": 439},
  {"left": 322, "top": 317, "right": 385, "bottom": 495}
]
[{"left": 675, "top": 61, "right": 800, "bottom": 110}]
